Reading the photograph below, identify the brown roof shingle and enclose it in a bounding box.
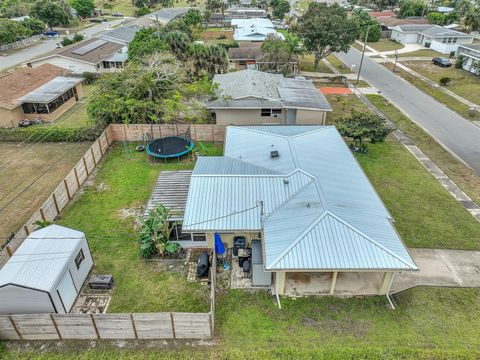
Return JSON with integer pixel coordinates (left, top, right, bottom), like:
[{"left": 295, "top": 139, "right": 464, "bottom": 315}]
[
  {"left": 0, "top": 64, "right": 70, "bottom": 109},
  {"left": 228, "top": 42, "right": 262, "bottom": 60}
]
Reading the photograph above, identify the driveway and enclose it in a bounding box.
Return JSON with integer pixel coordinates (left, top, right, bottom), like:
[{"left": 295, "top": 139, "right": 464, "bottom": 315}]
[
  {"left": 392, "top": 248, "right": 480, "bottom": 293},
  {"left": 336, "top": 48, "right": 480, "bottom": 175},
  {"left": 0, "top": 18, "right": 128, "bottom": 71}
]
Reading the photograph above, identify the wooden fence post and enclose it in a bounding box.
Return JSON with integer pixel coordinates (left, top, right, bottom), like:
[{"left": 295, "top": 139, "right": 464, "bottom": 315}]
[
  {"left": 170, "top": 313, "right": 176, "bottom": 339},
  {"left": 64, "top": 179, "right": 71, "bottom": 201},
  {"left": 83, "top": 157, "right": 89, "bottom": 176},
  {"left": 90, "top": 148, "right": 97, "bottom": 166},
  {"left": 91, "top": 314, "right": 100, "bottom": 339},
  {"left": 52, "top": 193, "right": 60, "bottom": 215},
  {"left": 6, "top": 245, "right": 12, "bottom": 257},
  {"left": 130, "top": 314, "right": 138, "bottom": 339},
  {"left": 73, "top": 167, "right": 81, "bottom": 189},
  {"left": 98, "top": 138, "right": 103, "bottom": 155},
  {"left": 9, "top": 316, "right": 22, "bottom": 340},
  {"left": 104, "top": 129, "right": 111, "bottom": 147},
  {"left": 39, "top": 208, "right": 47, "bottom": 222},
  {"left": 24, "top": 225, "right": 30, "bottom": 236},
  {"left": 50, "top": 314, "right": 62, "bottom": 340}
]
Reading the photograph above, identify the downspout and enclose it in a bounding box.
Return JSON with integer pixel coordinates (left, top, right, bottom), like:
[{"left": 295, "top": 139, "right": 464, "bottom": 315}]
[
  {"left": 275, "top": 272, "right": 282, "bottom": 309},
  {"left": 386, "top": 272, "right": 396, "bottom": 309}
]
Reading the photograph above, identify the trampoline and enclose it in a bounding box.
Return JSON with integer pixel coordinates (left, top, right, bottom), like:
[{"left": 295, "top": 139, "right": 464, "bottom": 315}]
[{"left": 146, "top": 136, "right": 194, "bottom": 160}]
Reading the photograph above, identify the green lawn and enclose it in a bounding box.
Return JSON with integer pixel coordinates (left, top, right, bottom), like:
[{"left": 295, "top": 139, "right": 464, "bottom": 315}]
[
  {"left": 95, "top": 0, "right": 136, "bottom": 17},
  {"left": 384, "top": 62, "right": 480, "bottom": 121},
  {"left": 3, "top": 288, "right": 480, "bottom": 358},
  {"left": 389, "top": 49, "right": 443, "bottom": 58},
  {"left": 365, "top": 39, "right": 405, "bottom": 52},
  {"left": 325, "top": 94, "right": 370, "bottom": 124},
  {"left": 326, "top": 54, "right": 352, "bottom": 74},
  {"left": 299, "top": 54, "right": 333, "bottom": 73},
  {"left": 57, "top": 142, "right": 222, "bottom": 313},
  {"left": 367, "top": 94, "right": 480, "bottom": 206},
  {"left": 401, "top": 60, "right": 480, "bottom": 105}
]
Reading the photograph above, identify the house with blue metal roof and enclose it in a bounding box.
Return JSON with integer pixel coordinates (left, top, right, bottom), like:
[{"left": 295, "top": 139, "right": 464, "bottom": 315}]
[{"left": 181, "top": 126, "right": 417, "bottom": 305}]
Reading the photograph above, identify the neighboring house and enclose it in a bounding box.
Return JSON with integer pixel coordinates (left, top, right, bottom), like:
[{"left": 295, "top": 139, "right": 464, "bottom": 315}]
[
  {"left": 98, "top": 24, "right": 142, "bottom": 45},
  {"left": 0, "top": 225, "right": 93, "bottom": 314},
  {"left": 390, "top": 24, "right": 474, "bottom": 54},
  {"left": 232, "top": 18, "right": 285, "bottom": 41},
  {"left": 228, "top": 42, "right": 262, "bottom": 70},
  {"left": 207, "top": 69, "right": 332, "bottom": 125},
  {"left": 27, "top": 38, "right": 128, "bottom": 74},
  {"left": 180, "top": 126, "right": 417, "bottom": 300},
  {"left": 149, "top": 7, "right": 192, "bottom": 25},
  {"left": 228, "top": 7, "right": 268, "bottom": 19},
  {"left": 457, "top": 44, "right": 480, "bottom": 75},
  {"left": 0, "top": 64, "right": 84, "bottom": 128}
]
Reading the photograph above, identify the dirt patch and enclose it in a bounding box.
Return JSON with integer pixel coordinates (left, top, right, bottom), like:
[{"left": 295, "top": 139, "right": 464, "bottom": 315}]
[
  {"left": 199, "top": 30, "right": 233, "bottom": 40},
  {"left": 73, "top": 295, "right": 111, "bottom": 314},
  {"left": 303, "top": 316, "right": 371, "bottom": 338},
  {"left": 288, "top": 273, "right": 312, "bottom": 284}
]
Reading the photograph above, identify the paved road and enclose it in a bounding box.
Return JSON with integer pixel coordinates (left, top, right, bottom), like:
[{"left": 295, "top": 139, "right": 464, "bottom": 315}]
[
  {"left": 0, "top": 19, "right": 128, "bottom": 71},
  {"left": 337, "top": 48, "right": 480, "bottom": 175}
]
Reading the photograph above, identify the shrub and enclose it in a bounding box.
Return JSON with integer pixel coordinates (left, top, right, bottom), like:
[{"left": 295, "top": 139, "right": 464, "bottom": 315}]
[
  {"left": 336, "top": 109, "right": 392, "bottom": 152},
  {"left": 439, "top": 77, "right": 451, "bottom": 86},
  {"left": 81, "top": 71, "right": 98, "bottom": 84},
  {"left": 455, "top": 55, "right": 465, "bottom": 69},
  {"left": 0, "top": 126, "right": 103, "bottom": 142},
  {"left": 72, "top": 33, "right": 84, "bottom": 42},
  {"left": 135, "top": 7, "right": 150, "bottom": 17},
  {"left": 61, "top": 37, "right": 73, "bottom": 46}
]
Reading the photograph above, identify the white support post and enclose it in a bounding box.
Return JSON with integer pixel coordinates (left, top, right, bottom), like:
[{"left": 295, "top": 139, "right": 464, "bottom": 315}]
[
  {"left": 275, "top": 272, "right": 282, "bottom": 309},
  {"left": 386, "top": 272, "right": 396, "bottom": 310},
  {"left": 330, "top": 271, "right": 338, "bottom": 295}
]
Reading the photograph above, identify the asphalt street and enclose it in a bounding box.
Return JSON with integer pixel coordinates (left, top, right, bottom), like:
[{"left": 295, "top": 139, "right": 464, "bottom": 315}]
[
  {"left": 337, "top": 48, "right": 480, "bottom": 175},
  {"left": 0, "top": 18, "right": 128, "bottom": 71}
]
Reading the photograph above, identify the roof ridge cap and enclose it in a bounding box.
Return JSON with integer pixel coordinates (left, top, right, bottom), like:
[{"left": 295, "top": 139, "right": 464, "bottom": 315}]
[
  {"left": 229, "top": 126, "right": 289, "bottom": 139},
  {"left": 328, "top": 211, "right": 417, "bottom": 269}
]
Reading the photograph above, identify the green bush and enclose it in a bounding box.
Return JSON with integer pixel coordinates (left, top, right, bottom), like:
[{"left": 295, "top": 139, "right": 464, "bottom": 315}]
[
  {"left": 61, "top": 37, "right": 73, "bottom": 46},
  {"left": 81, "top": 71, "right": 98, "bottom": 84},
  {"left": 455, "top": 55, "right": 465, "bottom": 69},
  {"left": 0, "top": 126, "right": 103, "bottom": 142},
  {"left": 135, "top": 6, "right": 150, "bottom": 17},
  {"left": 439, "top": 77, "right": 451, "bottom": 86}
]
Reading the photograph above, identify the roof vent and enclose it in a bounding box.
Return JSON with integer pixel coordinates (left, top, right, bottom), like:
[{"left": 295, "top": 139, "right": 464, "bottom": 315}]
[
  {"left": 270, "top": 150, "right": 279, "bottom": 158},
  {"left": 283, "top": 178, "right": 289, "bottom": 185}
]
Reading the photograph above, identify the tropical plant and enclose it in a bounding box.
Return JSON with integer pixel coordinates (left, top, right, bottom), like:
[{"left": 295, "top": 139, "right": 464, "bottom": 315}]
[
  {"left": 336, "top": 110, "right": 392, "bottom": 152},
  {"left": 0, "top": 18, "right": 31, "bottom": 45},
  {"left": 164, "top": 30, "right": 191, "bottom": 61},
  {"left": 22, "top": 17, "right": 46, "bottom": 34},
  {"left": 439, "top": 77, "right": 451, "bottom": 86},
  {"left": 455, "top": 55, "right": 464, "bottom": 69},
  {"left": 398, "top": 0, "right": 428, "bottom": 18},
  {"left": 138, "top": 204, "right": 181, "bottom": 258},
  {"left": 294, "top": 3, "right": 358, "bottom": 70}
]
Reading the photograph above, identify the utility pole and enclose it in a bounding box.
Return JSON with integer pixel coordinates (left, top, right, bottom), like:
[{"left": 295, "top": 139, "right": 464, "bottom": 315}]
[{"left": 356, "top": 25, "right": 370, "bottom": 86}]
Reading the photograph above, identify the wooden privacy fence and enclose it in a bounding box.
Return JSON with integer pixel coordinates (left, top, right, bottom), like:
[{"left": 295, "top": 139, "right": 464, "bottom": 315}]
[
  {"left": 0, "top": 312, "right": 212, "bottom": 340},
  {"left": 109, "top": 124, "right": 226, "bottom": 143},
  {"left": 0, "top": 127, "right": 113, "bottom": 267}
]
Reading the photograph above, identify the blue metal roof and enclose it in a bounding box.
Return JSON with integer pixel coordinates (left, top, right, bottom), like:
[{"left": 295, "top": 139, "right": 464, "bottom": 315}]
[{"left": 183, "top": 126, "right": 417, "bottom": 271}]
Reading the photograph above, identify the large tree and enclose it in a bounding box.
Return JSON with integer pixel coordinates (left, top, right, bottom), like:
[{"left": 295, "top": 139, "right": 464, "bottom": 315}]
[
  {"left": 398, "top": 0, "right": 429, "bottom": 18},
  {"left": 0, "top": 18, "right": 31, "bottom": 45},
  {"left": 351, "top": 9, "right": 381, "bottom": 42},
  {"left": 294, "top": 3, "right": 358, "bottom": 70},
  {"left": 31, "top": 0, "right": 71, "bottom": 29},
  {"left": 69, "top": 0, "right": 95, "bottom": 18},
  {"left": 259, "top": 33, "right": 294, "bottom": 74},
  {"left": 270, "top": 0, "right": 290, "bottom": 20}
]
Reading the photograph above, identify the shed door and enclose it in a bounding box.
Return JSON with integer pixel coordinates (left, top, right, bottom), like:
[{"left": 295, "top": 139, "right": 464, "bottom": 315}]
[{"left": 56, "top": 270, "right": 77, "bottom": 313}]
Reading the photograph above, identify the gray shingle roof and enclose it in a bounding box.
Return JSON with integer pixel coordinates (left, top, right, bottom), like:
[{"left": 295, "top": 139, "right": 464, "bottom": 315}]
[
  {"left": 209, "top": 69, "right": 332, "bottom": 111},
  {"left": 395, "top": 24, "right": 435, "bottom": 32},
  {"left": 183, "top": 126, "right": 417, "bottom": 271},
  {"left": 99, "top": 24, "right": 142, "bottom": 44},
  {"left": 150, "top": 7, "right": 191, "bottom": 22},
  {"left": 18, "top": 76, "right": 83, "bottom": 103},
  {"left": 419, "top": 25, "right": 471, "bottom": 37}
]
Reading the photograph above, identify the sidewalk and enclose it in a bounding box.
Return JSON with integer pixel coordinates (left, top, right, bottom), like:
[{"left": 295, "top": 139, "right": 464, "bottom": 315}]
[{"left": 393, "top": 248, "right": 480, "bottom": 293}]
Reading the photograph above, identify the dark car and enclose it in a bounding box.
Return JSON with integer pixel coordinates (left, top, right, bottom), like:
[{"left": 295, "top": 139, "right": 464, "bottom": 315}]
[{"left": 432, "top": 57, "right": 452, "bottom": 67}]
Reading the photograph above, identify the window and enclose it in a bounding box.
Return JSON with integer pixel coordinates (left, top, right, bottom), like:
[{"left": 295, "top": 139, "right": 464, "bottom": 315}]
[
  {"left": 261, "top": 109, "right": 271, "bottom": 117},
  {"left": 239, "top": 60, "right": 247, "bottom": 65},
  {"left": 75, "top": 249, "right": 85, "bottom": 269},
  {"left": 447, "top": 37, "right": 452, "bottom": 44},
  {"left": 442, "top": 37, "right": 447, "bottom": 43},
  {"left": 193, "top": 233, "right": 207, "bottom": 242},
  {"left": 272, "top": 109, "right": 282, "bottom": 115},
  {"left": 22, "top": 103, "right": 35, "bottom": 114},
  {"left": 453, "top": 38, "right": 457, "bottom": 43}
]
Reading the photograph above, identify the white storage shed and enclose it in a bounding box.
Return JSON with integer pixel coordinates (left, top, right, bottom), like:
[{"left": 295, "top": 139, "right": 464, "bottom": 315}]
[{"left": 0, "top": 225, "right": 93, "bottom": 314}]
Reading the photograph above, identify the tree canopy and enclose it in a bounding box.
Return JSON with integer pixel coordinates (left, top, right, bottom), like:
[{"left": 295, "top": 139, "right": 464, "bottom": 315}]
[
  {"left": 69, "top": 0, "right": 95, "bottom": 18},
  {"left": 294, "top": 3, "right": 358, "bottom": 70},
  {"left": 351, "top": 9, "right": 381, "bottom": 42},
  {"left": 398, "top": 0, "right": 428, "bottom": 18},
  {"left": 30, "top": 0, "right": 71, "bottom": 29},
  {"left": 270, "top": 0, "right": 290, "bottom": 20},
  {"left": 259, "top": 33, "right": 296, "bottom": 75}
]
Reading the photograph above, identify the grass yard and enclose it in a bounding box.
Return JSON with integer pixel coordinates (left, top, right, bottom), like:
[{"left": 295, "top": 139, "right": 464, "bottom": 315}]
[
  {"left": 388, "top": 49, "right": 443, "bottom": 58},
  {"left": 0, "top": 142, "right": 92, "bottom": 240},
  {"left": 299, "top": 54, "right": 333, "bottom": 73},
  {"left": 325, "top": 94, "right": 370, "bottom": 124},
  {"left": 368, "top": 94, "right": 480, "bottom": 206},
  {"left": 356, "top": 137, "right": 480, "bottom": 249},
  {"left": 56, "top": 142, "right": 222, "bottom": 313},
  {"left": 94, "top": 0, "right": 135, "bottom": 17},
  {"left": 400, "top": 60, "right": 480, "bottom": 106},
  {"left": 365, "top": 39, "right": 405, "bottom": 52},
  {"left": 384, "top": 62, "right": 480, "bottom": 121},
  {"left": 3, "top": 287, "right": 480, "bottom": 358},
  {"left": 326, "top": 54, "right": 352, "bottom": 74}
]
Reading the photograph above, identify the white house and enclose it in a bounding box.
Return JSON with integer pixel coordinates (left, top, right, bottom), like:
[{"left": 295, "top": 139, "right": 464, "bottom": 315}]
[
  {"left": 232, "top": 18, "right": 285, "bottom": 41},
  {"left": 457, "top": 44, "right": 480, "bottom": 75},
  {"left": 27, "top": 38, "right": 128, "bottom": 74},
  {"left": 390, "top": 24, "right": 473, "bottom": 54},
  {"left": 0, "top": 225, "right": 93, "bottom": 314}
]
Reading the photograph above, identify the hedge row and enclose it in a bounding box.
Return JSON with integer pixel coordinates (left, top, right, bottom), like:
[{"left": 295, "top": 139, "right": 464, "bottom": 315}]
[{"left": 0, "top": 126, "right": 104, "bottom": 142}]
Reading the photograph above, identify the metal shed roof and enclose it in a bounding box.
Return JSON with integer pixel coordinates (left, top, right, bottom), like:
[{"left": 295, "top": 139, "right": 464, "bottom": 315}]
[
  {"left": 183, "top": 126, "right": 417, "bottom": 271},
  {"left": 18, "top": 76, "right": 83, "bottom": 103},
  {"left": 0, "top": 225, "right": 85, "bottom": 292}
]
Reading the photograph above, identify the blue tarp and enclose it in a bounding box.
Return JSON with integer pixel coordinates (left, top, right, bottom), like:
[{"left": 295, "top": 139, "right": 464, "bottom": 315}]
[{"left": 214, "top": 232, "right": 225, "bottom": 255}]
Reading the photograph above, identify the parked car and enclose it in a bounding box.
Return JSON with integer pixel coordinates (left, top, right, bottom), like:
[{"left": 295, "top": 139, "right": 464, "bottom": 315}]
[
  {"left": 42, "top": 31, "right": 59, "bottom": 39},
  {"left": 432, "top": 57, "right": 452, "bottom": 67},
  {"left": 112, "top": 12, "right": 124, "bottom": 17}
]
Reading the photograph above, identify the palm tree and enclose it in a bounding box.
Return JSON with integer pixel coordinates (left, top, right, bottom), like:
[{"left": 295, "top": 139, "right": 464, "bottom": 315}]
[
  {"left": 207, "top": 45, "right": 228, "bottom": 75},
  {"left": 188, "top": 43, "right": 210, "bottom": 76},
  {"left": 164, "top": 30, "right": 191, "bottom": 61}
]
